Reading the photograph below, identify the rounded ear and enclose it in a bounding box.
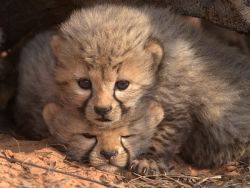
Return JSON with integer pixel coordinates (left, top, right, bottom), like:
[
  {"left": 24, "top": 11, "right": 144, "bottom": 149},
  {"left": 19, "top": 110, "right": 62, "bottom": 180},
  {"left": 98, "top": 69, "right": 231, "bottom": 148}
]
[
  {"left": 144, "top": 39, "right": 164, "bottom": 66},
  {"left": 43, "top": 103, "right": 62, "bottom": 133},
  {"left": 50, "top": 35, "right": 63, "bottom": 57},
  {"left": 146, "top": 101, "right": 164, "bottom": 128}
]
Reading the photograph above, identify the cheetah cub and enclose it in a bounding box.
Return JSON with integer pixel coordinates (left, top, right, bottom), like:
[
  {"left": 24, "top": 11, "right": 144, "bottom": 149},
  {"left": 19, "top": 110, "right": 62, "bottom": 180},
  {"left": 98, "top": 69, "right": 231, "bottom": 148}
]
[
  {"left": 43, "top": 99, "right": 164, "bottom": 173},
  {"left": 15, "top": 5, "right": 250, "bottom": 175}
]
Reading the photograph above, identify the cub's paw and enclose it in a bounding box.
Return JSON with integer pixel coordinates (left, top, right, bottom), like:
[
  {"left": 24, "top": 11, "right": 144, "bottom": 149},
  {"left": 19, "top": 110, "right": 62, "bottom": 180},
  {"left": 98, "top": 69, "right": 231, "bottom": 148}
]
[{"left": 130, "top": 156, "right": 170, "bottom": 176}]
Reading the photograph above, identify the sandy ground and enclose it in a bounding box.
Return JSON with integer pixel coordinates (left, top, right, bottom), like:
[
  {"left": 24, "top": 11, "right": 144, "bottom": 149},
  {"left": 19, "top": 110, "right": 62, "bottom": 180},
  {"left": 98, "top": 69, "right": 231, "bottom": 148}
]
[
  {"left": 0, "top": 133, "right": 249, "bottom": 188},
  {"left": 0, "top": 134, "right": 126, "bottom": 188}
]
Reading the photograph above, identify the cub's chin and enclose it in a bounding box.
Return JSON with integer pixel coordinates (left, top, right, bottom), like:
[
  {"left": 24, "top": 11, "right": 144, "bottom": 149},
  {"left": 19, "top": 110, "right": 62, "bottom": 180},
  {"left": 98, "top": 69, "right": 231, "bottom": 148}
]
[{"left": 96, "top": 164, "right": 121, "bottom": 172}]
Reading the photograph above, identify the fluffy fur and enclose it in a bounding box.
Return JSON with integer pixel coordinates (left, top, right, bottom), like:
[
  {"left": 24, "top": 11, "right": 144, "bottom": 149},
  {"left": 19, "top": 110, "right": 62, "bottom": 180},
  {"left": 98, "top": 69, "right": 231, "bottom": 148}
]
[
  {"left": 14, "top": 31, "right": 57, "bottom": 138},
  {"left": 183, "top": 17, "right": 250, "bottom": 55},
  {"left": 15, "top": 5, "right": 250, "bottom": 174}
]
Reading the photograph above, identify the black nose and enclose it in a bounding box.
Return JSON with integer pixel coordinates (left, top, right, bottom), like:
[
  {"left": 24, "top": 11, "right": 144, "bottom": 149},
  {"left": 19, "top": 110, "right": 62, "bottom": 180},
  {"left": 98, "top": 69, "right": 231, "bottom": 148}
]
[
  {"left": 94, "top": 106, "right": 112, "bottom": 115},
  {"left": 100, "top": 150, "right": 118, "bottom": 160}
]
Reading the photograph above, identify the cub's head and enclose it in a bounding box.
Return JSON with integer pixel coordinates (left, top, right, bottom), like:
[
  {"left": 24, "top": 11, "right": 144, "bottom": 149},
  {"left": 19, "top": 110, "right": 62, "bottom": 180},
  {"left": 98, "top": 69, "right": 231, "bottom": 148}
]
[
  {"left": 50, "top": 8, "right": 163, "bottom": 127},
  {"left": 43, "top": 101, "right": 164, "bottom": 172}
]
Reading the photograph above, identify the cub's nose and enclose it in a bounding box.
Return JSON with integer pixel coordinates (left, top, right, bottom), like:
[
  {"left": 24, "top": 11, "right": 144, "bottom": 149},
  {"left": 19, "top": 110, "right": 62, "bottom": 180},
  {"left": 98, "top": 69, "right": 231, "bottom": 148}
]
[
  {"left": 94, "top": 106, "right": 112, "bottom": 115},
  {"left": 100, "top": 150, "right": 118, "bottom": 160}
]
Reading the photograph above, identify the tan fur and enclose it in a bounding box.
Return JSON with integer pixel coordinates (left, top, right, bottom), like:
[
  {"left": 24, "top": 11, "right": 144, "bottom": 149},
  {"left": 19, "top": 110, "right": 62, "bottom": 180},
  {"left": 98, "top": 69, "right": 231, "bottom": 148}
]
[
  {"left": 43, "top": 100, "right": 164, "bottom": 172},
  {"left": 15, "top": 5, "right": 250, "bottom": 175},
  {"left": 51, "top": 31, "right": 161, "bottom": 129}
]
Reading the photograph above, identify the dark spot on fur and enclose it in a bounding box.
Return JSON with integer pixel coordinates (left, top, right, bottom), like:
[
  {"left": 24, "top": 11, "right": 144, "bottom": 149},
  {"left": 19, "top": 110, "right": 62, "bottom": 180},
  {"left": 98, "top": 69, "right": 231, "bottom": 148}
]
[
  {"left": 153, "top": 137, "right": 164, "bottom": 144},
  {"left": 160, "top": 133, "right": 169, "bottom": 140},
  {"left": 149, "top": 146, "right": 157, "bottom": 152}
]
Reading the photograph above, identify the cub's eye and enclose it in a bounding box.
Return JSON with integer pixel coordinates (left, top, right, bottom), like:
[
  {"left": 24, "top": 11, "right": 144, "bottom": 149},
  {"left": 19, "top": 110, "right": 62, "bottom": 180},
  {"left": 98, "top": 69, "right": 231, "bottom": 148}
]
[
  {"left": 81, "top": 133, "right": 96, "bottom": 139},
  {"left": 121, "top": 134, "right": 136, "bottom": 138},
  {"left": 115, "top": 80, "right": 130, "bottom": 90},
  {"left": 78, "top": 78, "right": 92, "bottom": 90}
]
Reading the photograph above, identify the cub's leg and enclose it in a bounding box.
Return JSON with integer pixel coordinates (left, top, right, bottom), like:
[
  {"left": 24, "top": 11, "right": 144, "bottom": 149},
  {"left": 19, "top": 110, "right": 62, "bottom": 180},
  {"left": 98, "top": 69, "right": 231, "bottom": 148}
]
[{"left": 130, "top": 105, "right": 192, "bottom": 175}]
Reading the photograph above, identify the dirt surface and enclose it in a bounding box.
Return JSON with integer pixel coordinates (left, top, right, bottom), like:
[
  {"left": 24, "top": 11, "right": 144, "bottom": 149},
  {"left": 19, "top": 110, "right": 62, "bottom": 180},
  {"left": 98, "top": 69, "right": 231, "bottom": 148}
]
[
  {"left": 0, "top": 134, "right": 126, "bottom": 188},
  {"left": 0, "top": 133, "right": 249, "bottom": 188}
]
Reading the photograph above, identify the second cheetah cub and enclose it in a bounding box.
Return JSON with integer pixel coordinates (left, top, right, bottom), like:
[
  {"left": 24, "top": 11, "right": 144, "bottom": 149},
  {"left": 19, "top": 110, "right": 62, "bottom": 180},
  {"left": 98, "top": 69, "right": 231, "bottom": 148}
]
[{"left": 43, "top": 99, "right": 164, "bottom": 173}]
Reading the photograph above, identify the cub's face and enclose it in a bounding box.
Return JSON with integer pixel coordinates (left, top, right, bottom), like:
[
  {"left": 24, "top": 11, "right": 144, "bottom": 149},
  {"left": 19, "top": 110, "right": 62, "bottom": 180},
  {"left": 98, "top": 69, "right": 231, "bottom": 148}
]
[
  {"left": 51, "top": 31, "right": 163, "bottom": 127},
  {"left": 43, "top": 101, "right": 164, "bottom": 172}
]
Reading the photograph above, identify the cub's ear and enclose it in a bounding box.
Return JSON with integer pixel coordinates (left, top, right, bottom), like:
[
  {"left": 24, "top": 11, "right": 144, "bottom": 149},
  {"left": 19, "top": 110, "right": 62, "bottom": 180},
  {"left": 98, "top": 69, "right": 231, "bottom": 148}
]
[
  {"left": 144, "top": 39, "right": 164, "bottom": 66},
  {"left": 147, "top": 101, "right": 164, "bottom": 127},
  {"left": 43, "top": 103, "right": 62, "bottom": 133},
  {"left": 50, "top": 35, "right": 63, "bottom": 57}
]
